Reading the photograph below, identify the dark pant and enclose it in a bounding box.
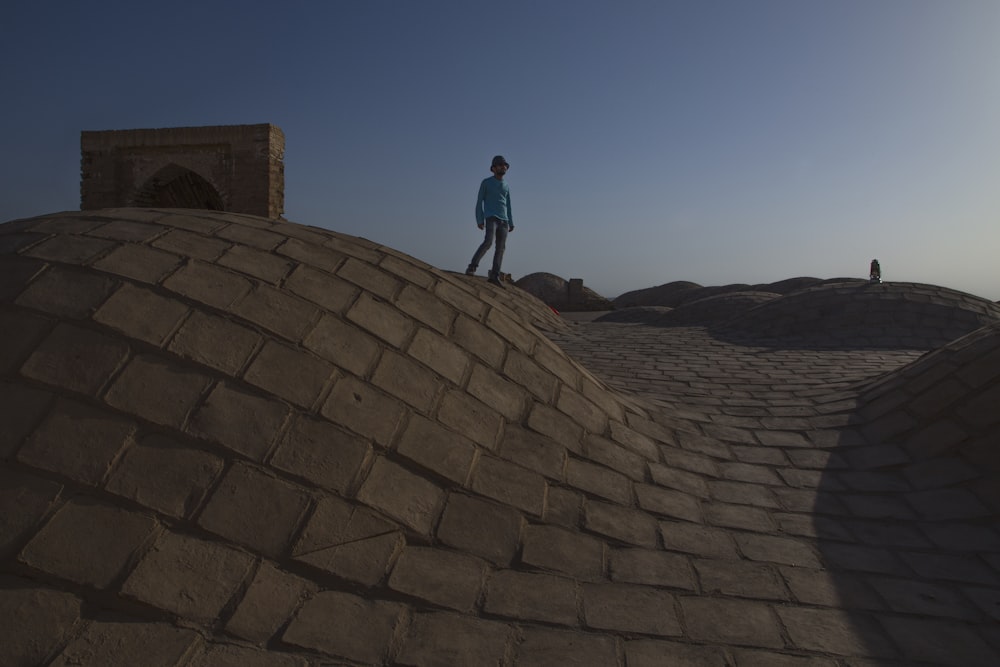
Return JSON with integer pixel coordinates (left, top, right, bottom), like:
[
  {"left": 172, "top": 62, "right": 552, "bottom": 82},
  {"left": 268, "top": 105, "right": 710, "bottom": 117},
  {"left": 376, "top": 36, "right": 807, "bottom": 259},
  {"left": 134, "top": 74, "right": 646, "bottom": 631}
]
[{"left": 469, "top": 217, "right": 509, "bottom": 277}]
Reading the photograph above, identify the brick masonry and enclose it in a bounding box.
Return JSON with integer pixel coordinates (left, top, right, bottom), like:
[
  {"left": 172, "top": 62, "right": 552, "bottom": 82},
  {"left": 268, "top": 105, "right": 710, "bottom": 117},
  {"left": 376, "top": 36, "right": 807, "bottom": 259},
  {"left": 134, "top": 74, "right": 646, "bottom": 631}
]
[{"left": 1, "top": 208, "right": 999, "bottom": 666}]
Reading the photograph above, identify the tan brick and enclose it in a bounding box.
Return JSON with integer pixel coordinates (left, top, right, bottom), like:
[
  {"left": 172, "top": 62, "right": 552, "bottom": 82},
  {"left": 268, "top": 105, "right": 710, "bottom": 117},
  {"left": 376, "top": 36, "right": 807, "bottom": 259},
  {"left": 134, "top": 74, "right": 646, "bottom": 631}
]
[
  {"left": 557, "top": 386, "right": 608, "bottom": 435},
  {"left": 436, "top": 389, "right": 502, "bottom": 452},
  {"left": 437, "top": 493, "right": 524, "bottom": 566},
  {"left": 121, "top": 530, "right": 254, "bottom": 624},
  {"left": 397, "top": 283, "right": 455, "bottom": 334},
  {"left": 186, "top": 643, "right": 309, "bottom": 667},
  {"left": 19, "top": 499, "right": 157, "bottom": 588},
  {"left": 779, "top": 606, "right": 898, "bottom": 658},
  {"left": 533, "top": 340, "right": 582, "bottom": 389},
  {"left": 215, "top": 223, "right": 285, "bottom": 250},
  {"left": 544, "top": 486, "right": 583, "bottom": 529},
  {"left": 567, "top": 457, "right": 632, "bottom": 504},
  {"left": 680, "top": 597, "right": 784, "bottom": 648},
  {"left": 527, "top": 402, "right": 585, "bottom": 454},
  {"left": 609, "top": 547, "right": 696, "bottom": 590},
  {"left": 16, "top": 265, "right": 117, "bottom": 319},
  {"left": 471, "top": 455, "right": 546, "bottom": 516},
  {"left": 225, "top": 562, "right": 317, "bottom": 644},
  {"left": 0, "top": 578, "right": 82, "bottom": 667},
  {"left": 168, "top": 309, "right": 262, "bottom": 375},
  {"left": 435, "top": 280, "right": 486, "bottom": 319},
  {"left": 504, "top": 349, "right": 558, "bottom": 402},
  {"left": 522, "top": 524, "right": 605, "bottom": 580},
  {"left": 583, "top": 434, "right": 646, "bottom": 481},
  {"left": 635, "top": 483, "right": 703, "bottom": 523},
  {"left": 232, "top": 284, "right": 319, "bottom": 342},
  {"left": 18, "top": 399, "right": 135, "bottom": 486},
  {"left": 282, "top": 591, "right": 405, "bottom": 664},
  {"left": 152, "top": 228, "right": 230, "bottom": 259},
  {"left": 734, "top": 533, "right": 821, "bottom": 568},
  {"left": 499, "top": 425, "right": 566, "bottom": 481},
  {"left": 486, "top": 307, "right": 536, "bottom": 353},
  {"left": 93, "top": 282, "right": 189, "bottom": 345},
  {"left": 583, "top": 583, "right": 681, "bottom": 636},
  {"left": 408, "top": 327, "right": 470, "bottom": 385},
  {"left": 88, "top": 220, "right": 165, "bottom": 242},
  {"left": 484, "top": 570, "right": 578, "bottom": 625},
  {"left": 284, "top": 264, "right": 358, "bottom": 313},
  {"left": 218, "top": 244, "right": 295, "bottom": 283},
  {"left": 626, "top": 639, "right": 729, "bottom": 667},
  {"left": 396, "top": 413, "right": 478, "bottom": 484},
  {"left": 357, "top": 457, "right": 445, "bottom": 535},
  {"left": 271, "top": 415, "right": 371, "bottom": 494},
  {"left": 293, "top": 496, "right": 402, "bottom": 586},
  {"left": 452, "top": 314, "right": 505, "bottom": 367},
  {"left": 50, "top": 617, "right": 197, "bottom": 667},
  {"left": 92, "top": 243, "right": 182, "bottom": 283},
  {"left": 25, "top": 234, "right": 116, "bottom": 264},
  {"left": 303, "top": 314, "right": 380, "bottom": 376},
  {"left": 610, "top": 419, "right": 660, "bottom": 459},
  {"left": 467, "top": 363, "right": 527, "bottom": 421},
  {"left": 338, "top": 256, "right": 401, "bottom": 299},
  {"left": 187, "top": 381, "right": 289, "bottom": 460},
  {"left": 379, "top": 253, "right": 435, "bottom": 289},
  {"left": 105, "top": 434, "right": 224, "bottom": 518},
  {"left": 0, "top": 381, "right": 51, "bottom": 459},
  {"left": 584, "top": 499, "right": 659, "bottom": 548},
  {"left": 388, "top": 546, "right": 488, "bottom": 613},
  {"left": 162, "top": 260, "right": 252, "bottom": 309},
  {"left": 243, "top": 341, "right": 334, "bottom": 409},
  {"left": 105, "top": 354, "right": 212, "bottom": 429},
  {"left": 372, "top": 349, "right": 439, "bottom": 412},
  {"left": 321, "top": 374, "right": 405, "bottom": 446},
  {"left": 0, "top": 255, "right": 45, "bottom": 302},
  {"left": 516, "top": 626, "right": 618, "bottom": 667},
  {"left": 0, "top": 308, "right": 50, "bottom": 377},
  {"left": 21, "top": 323, "right": 129, "bottom": 396},
  {"left": 695, "top": 559, "right": 790, "bottom": 600},
  {"left": 277, "top": 237, "right": 346, "bottom": 272},
  {"left": 198, "top": 463, "right": 311, "bottom": 558},
  {"left": 346, "top": 292, "right": 414, "bottom": 347},
  {"left": 397, "top": 612, "right": 511, "bottom": 666},
  {"left": 0, "top": 470, "right": 62, "bottom": 556}
]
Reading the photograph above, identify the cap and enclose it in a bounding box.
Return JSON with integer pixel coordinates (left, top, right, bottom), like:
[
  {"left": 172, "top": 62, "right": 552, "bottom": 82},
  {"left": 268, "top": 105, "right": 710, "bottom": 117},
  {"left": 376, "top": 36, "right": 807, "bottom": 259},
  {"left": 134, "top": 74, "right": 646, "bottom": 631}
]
[{"left": 491, "top": 155, "right": 509, "bottom": 168}]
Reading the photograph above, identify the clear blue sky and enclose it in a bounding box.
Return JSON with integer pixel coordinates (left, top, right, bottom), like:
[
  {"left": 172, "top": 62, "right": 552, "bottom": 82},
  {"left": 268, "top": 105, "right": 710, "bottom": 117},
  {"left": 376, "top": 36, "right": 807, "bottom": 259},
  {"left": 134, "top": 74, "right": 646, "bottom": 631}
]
[{"left": 3, "top": 0, "right": 998, "bottom": 300}]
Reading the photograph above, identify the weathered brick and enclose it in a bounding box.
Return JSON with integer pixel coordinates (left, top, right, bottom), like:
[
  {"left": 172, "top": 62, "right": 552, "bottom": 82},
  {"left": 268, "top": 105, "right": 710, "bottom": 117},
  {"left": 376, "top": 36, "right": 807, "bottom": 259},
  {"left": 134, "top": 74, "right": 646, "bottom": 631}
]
[
  {"left": 357, "top": 457, "right": 445, "bottom": 535},
  {"left": 168, "top": 309, "right": 261, "bottom": 375},
  {"left": 583, "top": 582, "right": 681, "bottom": 636},
  {"left": 435, "top": 280, "right": 486, "bottom": 319},
  {"left": 467, "top": 363, "right": 527, "bottom": 421},
  {"left": 522, "top": 523, "right": 605, "bottom": 580},
  {"left": 293, "top": 495, "right": 402, "bottom": 586},
  {"left": 397, "top": 612, "right": 511, "bottom": 667},
  {"left": 105, "top": 433, "right": 223, "bottom": 518},
  {"left": 50, "top": 616, "right": 197, "bottom": 667},
  {"left": 567, "top": 457, "right": 631, "bottom": 504},
  {"left": 485, "top": 307, "right": 536, "bottom": 353},
  {"left": 0, "top": 578, "right": 82, "bottom": 667},
  {"left": 225, "top": 562, "right": 316, "bottom": 644},
  {"left": 215, "top": 223, "right": 285, "bottom": 250},
  {"left": 186, "top": 643, "right": 308, "bottom": 667},
  {"left": 471, "top": 455, "right": 546, "bottom": 516},
  {"left": 277, "top": 237, "right": 346, "bottom": 272},
  {"left": 680, "top": 597, "right": 784, "bottom": 648},
  {"left": 527, "top": 402, "right": 585, "bottom": 454},
  {"left": 388, "top": 546, "right": 487, "bottom": 612},
  {"left": 187, "top": 381, "right": 289, "bottom": 460},
  {"left": 516, "top": 626, "right": 618, "bottom": 667},
  {"left": 648, "top": 462, "right": 711, "bottom": 498},
  {"left": 0, "top": 470, "right": 62, "bottom": 557},
  {"left": 271, "top": 415, "right": 371, "bottom": 493},
  {"left": 162, "top": 259, "right": 252, "bottom": 309},
  {"left": 92, "top": 243, "right": 182, "bottom": 283},
  {"left": 695, "top": 558, "right": 789, "bottom": 600},
  {"left": 18, "top": 399, "right": 135, "bottom": 486},
  {"left": 437, "top": 493, "right": 524, "bottom": 566},
  {"left": 396, "top": 283, "right": 455, "bottom": 334},
  {"left": 25, "top": 234, "right": 116, "bottom": 264},
  {"left": 105, "top": 354, "right": 212, "bottom": 429},
  {"left": 321, "top": 374, "right": 405, "bottom": 446},
  {"left": 0, "top": 308, "right": 51, "bottom": 377},
  {"left": 504, "top": 349, "right": 558, "bottom": 402},
  {"left": 284, "top": 264, "right": 358, "bottom": 313},
  {"left": 121, "top": 530, "right": 254, "bottom": 624},
  {"left": 232, "top": 284, "right": 319, "bottom": 341},
  {"left": 16, "top": 266, "right": 117, "bottom": 318},
  {"left": 303, "top": 314, "right": 380, "bottom": 376},
  {"left": 557, "top": 386, "right": 608, "bottom": 435},
  {"left": 626, "top": 639, "right": 729, "bottom": 667},
  {"left": 346, "top": 292, "right": 414, "bottom": 347},
  {"left": 778, "top": 606, "right": 897, "bottom": 658},
  {"left": 0, "top": 255, "right": 45, "bottom": 302},
  {"left": 218, "top": 244, "right": 295, "bottom": 283},
  {"left": 703, "top": 502, "right": 775, "bottom": 532},
  {"left": 372, "top": 349, "right": 439, "bottom": 412},
  {"left": 436, "top": 389, "right": 502, "bottom": 452},
  {"left": 408, "top": 327, "right": 470, "bottom": 385},
  {"left": 19, "top": 499, "right": 157, "bottom": 588},
  {"left": 533, "top": 340, "right": 583, "bottom": 389},
  {"left": 661, "top": 447, "right": 720, "bottom": 477},
  {"left": 152, "top": 228, "right": 230, "bottom": 259},
  {"left": 708, "top": 480, "right": 780, "bottom": 508},
  {"left": 500, "top": 425, "right": 566, "bottom": 481},
  {"left": 452, "top": 314, "right": 505, "bottom": 368},
  {"left": 243, "top": 341, "right": 334, "bottom": 409},
  {"left": 544, "top": 486, "right": 583, "bottom": 529},
  {"left": 484, "top": 570, "right": 578, "bottom": 625},
  {"left": 609, "top": 547, "right": 696, "bottom": 590},
  {"left": 660, "top": 521, "right": 738, "bottom": 559},
  {"left": 93, "top": 282, "right": 189, "bottom": 345},
  {"left": 337, "top": 256, "right": 401, "bottom": 300},
  {"left": 584, "top": 433, "right": 646, "bottom": 481},
  {"left": 21, "top": 323, "right": 129, "bottom": 396},
  {"left": 378, "top": 253, "right": 436, "bottom": 289},
  {"left": 282, "top": 591, "right": 405, "bottom": 664},
  {"left": 584, "top": 499, "right": 658, "bottom": 548},
  {"left": 198, "top": 463, "right": 311, "bottom": 558},
  {"left": 735, "top": 533, "right": 821, "bottom": 568},
  {"left": 397, "top": 413, "right": 478, "bottom": 484}
]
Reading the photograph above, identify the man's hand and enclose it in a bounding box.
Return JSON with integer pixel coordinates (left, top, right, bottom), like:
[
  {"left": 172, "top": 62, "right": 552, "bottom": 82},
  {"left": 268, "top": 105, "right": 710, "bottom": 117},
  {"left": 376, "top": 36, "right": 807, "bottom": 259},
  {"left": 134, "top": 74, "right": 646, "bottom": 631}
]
[
  {"left": 477, "top": 223, "right": 484, "bottom": 230},
  {"left": 508, "top": 225, "right": 515, "bottom": 232}
]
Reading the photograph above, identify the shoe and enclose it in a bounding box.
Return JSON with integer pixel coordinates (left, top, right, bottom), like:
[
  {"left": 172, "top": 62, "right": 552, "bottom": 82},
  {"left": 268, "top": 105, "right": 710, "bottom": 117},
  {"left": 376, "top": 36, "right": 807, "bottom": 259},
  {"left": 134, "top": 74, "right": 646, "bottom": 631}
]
[
  {"left": 465, "top": 266, "right": 475, "bottom": 276},
  {"left": 488, "top": 275, "right": 504, "bottom": 288}
]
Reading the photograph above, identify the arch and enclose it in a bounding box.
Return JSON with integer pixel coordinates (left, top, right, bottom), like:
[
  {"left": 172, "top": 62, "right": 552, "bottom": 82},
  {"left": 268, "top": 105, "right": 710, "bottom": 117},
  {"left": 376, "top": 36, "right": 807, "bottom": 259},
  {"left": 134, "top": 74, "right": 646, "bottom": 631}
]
[{"left": 132, "top": 163, "right": 225, "bottom": 211}]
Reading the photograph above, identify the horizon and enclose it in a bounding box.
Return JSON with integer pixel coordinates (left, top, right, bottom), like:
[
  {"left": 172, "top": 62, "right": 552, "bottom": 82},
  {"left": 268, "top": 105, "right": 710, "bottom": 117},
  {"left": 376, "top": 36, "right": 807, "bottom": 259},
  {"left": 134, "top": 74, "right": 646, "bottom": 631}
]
[{"left": 3, "top": 0, "right": 998, "bottom": 301}]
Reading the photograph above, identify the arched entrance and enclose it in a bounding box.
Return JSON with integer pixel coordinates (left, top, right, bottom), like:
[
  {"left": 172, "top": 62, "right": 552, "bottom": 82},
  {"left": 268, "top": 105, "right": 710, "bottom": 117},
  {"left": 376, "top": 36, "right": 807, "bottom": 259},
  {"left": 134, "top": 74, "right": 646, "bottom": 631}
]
[{"left": 132, "top": 164, "right": 225, "bottom": 210}]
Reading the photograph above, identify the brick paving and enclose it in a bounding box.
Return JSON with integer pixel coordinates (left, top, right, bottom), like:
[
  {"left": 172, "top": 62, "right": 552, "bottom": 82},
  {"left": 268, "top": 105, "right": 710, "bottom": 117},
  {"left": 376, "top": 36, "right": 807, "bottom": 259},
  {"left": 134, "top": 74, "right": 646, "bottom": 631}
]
[{"left": 2, "top": 209, "right": 999, "bottom": 666}]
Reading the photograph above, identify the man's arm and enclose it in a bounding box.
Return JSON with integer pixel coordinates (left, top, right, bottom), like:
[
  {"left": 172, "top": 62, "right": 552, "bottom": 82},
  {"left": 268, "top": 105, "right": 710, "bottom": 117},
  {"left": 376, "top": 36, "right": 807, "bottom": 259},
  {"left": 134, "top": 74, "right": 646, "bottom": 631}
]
[{"left": 475, "top": 180, "right": 486, "bottom": 228}]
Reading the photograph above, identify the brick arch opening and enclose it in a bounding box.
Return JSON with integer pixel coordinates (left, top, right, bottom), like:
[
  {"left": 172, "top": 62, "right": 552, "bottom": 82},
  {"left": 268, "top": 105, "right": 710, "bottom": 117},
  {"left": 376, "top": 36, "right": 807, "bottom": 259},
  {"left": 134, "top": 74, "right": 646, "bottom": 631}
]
[{"left": 132, "top": 163, "right": 225, "bottom": 210}]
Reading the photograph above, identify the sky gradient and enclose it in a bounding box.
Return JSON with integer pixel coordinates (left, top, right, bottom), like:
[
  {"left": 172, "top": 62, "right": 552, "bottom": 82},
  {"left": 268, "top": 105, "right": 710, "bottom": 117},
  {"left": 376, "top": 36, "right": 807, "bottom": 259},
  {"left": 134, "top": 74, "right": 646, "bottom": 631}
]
[{"left": 3, "top": 0, "right": 998, "bottom": 300}]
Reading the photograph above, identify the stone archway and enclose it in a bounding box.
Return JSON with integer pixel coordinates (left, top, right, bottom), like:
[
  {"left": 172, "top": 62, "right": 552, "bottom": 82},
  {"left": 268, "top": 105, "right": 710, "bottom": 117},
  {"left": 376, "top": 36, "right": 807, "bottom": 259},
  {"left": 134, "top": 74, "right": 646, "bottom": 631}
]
[{"left": 132, "top": 163, "right": 225, "bottom": 211}]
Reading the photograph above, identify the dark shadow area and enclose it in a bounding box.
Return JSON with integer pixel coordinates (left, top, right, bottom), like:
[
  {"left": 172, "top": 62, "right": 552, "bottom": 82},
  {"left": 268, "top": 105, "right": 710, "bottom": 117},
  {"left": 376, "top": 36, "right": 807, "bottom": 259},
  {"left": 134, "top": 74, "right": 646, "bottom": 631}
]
[{"left": 133, "top": 164, "right": 225, "bottom": 211}]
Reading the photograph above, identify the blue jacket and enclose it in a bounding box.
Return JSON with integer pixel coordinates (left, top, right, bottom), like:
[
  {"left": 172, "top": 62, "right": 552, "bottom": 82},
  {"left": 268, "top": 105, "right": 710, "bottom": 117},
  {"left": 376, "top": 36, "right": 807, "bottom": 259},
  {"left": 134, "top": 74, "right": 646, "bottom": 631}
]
[{"left": 475, "top": 176, "right": 512, "bottom": 227}]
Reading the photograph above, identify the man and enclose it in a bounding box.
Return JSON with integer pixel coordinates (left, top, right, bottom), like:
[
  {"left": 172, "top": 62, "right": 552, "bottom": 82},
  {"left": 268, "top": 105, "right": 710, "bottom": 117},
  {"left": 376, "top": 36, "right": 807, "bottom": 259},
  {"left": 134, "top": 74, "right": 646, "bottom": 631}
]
[{"left": 466, "top": 155, "right": 514, "bottom": 287}]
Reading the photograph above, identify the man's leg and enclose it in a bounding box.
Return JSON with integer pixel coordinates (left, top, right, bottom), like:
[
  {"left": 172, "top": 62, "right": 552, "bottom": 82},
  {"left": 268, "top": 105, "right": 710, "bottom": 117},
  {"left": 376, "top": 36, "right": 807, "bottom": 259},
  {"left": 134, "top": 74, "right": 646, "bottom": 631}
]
[
  {"left": 488, "top": 221, "right": 509, "bottom": 281},
  {"left": 468, "top": 219, "right": 496, "bottom": 273}
]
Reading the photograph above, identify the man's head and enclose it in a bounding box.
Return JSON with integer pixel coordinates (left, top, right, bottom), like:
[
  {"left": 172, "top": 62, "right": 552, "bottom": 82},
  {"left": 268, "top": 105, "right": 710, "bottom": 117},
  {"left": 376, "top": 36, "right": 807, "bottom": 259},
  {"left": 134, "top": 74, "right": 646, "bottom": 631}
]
[{"left": 491, "top": 155, "right": 509, "bottom": 177}]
